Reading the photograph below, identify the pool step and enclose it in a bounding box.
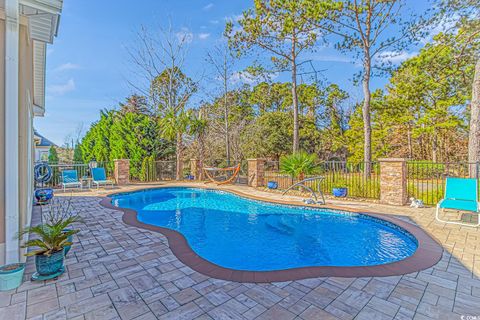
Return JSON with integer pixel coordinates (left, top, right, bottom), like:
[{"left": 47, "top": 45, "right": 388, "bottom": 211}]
[{"left": 265, "top": 216, "right": 295, "bottom": 235}]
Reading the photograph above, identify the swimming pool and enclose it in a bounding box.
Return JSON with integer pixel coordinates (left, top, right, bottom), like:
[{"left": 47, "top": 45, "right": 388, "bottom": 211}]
[{"left": 110, "top": 187, "right": 418, "bottom": 271}]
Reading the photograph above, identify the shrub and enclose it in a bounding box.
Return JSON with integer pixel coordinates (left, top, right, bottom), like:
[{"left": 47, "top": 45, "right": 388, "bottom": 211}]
[
  {"left": 280, "top": 152, "right": 318, "bottom": 180},
  {"left": 140, "top": 156, "right": 156, "bottom": 182}
]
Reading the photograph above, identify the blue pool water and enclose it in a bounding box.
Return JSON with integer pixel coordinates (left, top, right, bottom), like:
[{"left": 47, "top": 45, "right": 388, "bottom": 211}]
[{"left": 111, "top": 188, "right": 418, "bottom": 271}]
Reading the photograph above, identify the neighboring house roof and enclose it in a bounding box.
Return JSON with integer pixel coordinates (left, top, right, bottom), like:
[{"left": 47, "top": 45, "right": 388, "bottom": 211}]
[{"left": 34, "top": 130, "right": 56, "bottom": 147}]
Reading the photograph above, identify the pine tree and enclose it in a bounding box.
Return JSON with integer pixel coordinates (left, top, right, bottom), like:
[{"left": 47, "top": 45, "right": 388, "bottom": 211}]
[{"left": 48, "top": 146, "right": 59, "bottom": 164}]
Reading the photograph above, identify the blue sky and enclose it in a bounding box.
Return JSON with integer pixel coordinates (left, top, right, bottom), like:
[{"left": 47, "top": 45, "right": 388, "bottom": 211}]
[{"left": 35, "top": 0, "right": 433, "bottom": 146}]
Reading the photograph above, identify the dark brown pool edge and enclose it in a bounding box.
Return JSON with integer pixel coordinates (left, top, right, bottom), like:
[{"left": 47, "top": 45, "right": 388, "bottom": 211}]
[{"left": 99, "top": 185, "right": 444, "bottom": 283}]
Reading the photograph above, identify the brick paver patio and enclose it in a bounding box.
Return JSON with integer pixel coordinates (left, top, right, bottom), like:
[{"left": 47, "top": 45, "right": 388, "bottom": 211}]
[{"left": 1, "top": 183, "right": 479, "bottom": 320}]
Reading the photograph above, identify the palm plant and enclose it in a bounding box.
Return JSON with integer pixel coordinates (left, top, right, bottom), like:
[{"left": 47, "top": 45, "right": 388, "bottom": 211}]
[
  {"left": 189, "top": 110, "right": 208, "bottom": 160},
  {"left": 280, "top": 152, "right": 319, "bottom": 181},
  {"left": 19, "top": 216, "right": 81, "bottom": 256},
  {"left": 159, "top": 108, "right": 193, "bottom": 180}
]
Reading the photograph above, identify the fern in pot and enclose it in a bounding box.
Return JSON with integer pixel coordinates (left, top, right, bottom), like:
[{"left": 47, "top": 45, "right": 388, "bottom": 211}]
[{"left": 19, "top": 213, "right": 81, "bottom": 281}]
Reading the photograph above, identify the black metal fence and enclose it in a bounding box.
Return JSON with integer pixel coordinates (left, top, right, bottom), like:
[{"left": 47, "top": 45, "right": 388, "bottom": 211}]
[
  {"left": 407, "top": 161, "right": 478, "bottom": 205},
  {"left": 37, "top": 161, "right": 113, "bottom": 188},
  {"left": 42, "top": 158, "right": 480, "bottom": 205},
  {"left": 264, "top": 161, "right": 380, "bottom": 199},
  {"left": 134, "top": 160, "right": 177, "bottom": 182}
]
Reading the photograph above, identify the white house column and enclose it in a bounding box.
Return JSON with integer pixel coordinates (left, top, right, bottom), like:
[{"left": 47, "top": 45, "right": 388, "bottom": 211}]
[{"left": 5, "top": 0, "right": 20, "bottom": 263}]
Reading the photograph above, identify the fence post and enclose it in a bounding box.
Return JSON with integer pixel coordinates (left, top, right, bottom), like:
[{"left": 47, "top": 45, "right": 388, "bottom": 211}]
[
  {"left": 190, "top": 159, "right": 202, "bottom": 180},
  {"left": 114, "top": 159, "right": 130, "bottom": 185},
  {"left": 247, "top": 159, "right": 266, "bottom": 188},
  {"left": 379, "top": 158, "right": 408, "bottom": 205}
]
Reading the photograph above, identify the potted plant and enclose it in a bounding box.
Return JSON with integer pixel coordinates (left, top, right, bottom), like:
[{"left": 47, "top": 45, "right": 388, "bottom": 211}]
[
  {"left": 332, "top": 182, "right": 348, "bottom": 197},
  {"left": 19, "top": 216, "right": 80, "bottom": 281},
  {"left": 280, "top": 152, "right": 319, "bottom": 181},
  {"left": 0, "top": 263, "right": 25, "bottom": 291},
  {"left": 42, "top": 198, "right": 81, "bottom": 256},
  {"left": 267, "top": 181, "right": 278, "bottom": 189}
]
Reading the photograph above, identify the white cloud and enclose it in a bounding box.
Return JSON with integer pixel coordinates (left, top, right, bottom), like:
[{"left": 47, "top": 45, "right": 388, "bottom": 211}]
[
  {"left": 230, "top": 72, "right": 255, "bottom": 85},
  {"left": 311, "top": 55, "right": 353, "bottom": 64},
  {"left": 47, "top": 78, "right": 75, "bottom": 95},
  {"left": 198, "top": 33, "right": 211, "bottom": 40},
  {"left": 176, "top": 28, "right": 193, "bottom": 44},
  {"left": 376, "top": 51, "right": 417, "bottom": 64},
  {"left": 224, "top": 14, "right": 243, "bottom": 22},
  {"left": 203, "top": 3, "right": 214, "bottom": 11},
  {"left": 421, "top": 14, "right": 460, "bottom": 44},
  {"left": 229, "top": 71, "right": 278, "bottom": 85},
  {"left": 54, "top": 62, "right": 80, "bottom": 72},
  {"left": 209, "top": 20, "right": 219, "bottom": 24}
]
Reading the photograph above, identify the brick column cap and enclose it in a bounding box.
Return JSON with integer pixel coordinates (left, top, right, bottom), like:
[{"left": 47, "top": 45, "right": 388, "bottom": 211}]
[
  {"left": 114, "top": 159, "right": 130, "bottom": 162},
  {"left": 378, "top": 158, "right": 407, "bottom": 162},
  {"left": 247, "top": 158, "right": 266, "bottom": 161}
]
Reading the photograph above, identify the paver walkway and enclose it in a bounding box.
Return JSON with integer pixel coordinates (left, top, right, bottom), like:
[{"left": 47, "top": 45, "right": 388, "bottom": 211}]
[{"left": 1, "top": 183, "right": 479, "bottom": 319}]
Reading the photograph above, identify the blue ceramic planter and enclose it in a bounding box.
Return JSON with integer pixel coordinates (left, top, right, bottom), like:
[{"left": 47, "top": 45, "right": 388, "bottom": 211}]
[
  {"left": 267, "top": 181, "right": 278, "bottom": 189},
  {"left": 0, "top": 263, "right": 25, "bottom": 291},
  {"left": 34, "top": 188, "right": 54, "bottom": 205},
  {"left": 333, "top": 187, "right": 348, "bottom": 197},
  {"left": 35, "top": 249, "right": 65, "bottom": 277}
]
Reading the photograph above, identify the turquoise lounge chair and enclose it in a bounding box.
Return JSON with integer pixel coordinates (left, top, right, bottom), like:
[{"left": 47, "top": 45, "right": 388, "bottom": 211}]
[
  {"left": 61, "top": 170, "right": 82, "bottom": 192},
  {"left": 92, "top": 168, "right": 114, "bottom": 189},
  {"left": 436, "top": 177, "right": 479, "bottom": 226}
]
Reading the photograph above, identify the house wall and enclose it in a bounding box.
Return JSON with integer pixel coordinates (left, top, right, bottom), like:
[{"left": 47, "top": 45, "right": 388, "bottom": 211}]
[
  {"left": 0, "top": 15, "right": 5, "bottom": 263},
  {"left": 0, "top": 13, "right": 35, "bottom": 265},
  {"left": 18, "top": 21, "right": 35, "bottom": 258}
]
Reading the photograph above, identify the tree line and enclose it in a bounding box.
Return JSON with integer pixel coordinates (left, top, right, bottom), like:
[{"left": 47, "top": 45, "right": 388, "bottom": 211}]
[{"left": 78, "top": 0, "right": 480, "bottom": 180}]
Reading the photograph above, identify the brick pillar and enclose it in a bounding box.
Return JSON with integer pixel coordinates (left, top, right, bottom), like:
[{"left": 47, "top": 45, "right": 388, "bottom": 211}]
[
  {"left": 114, "top": 159, "right": 130, "bottom": 185},
  {"left": 379, "top": 158, "right": 408, "bottom": 205},
  {"left": 247, "top": 159, "right": 266, "bottom": 188},
  {"left": 190, "top": 159, "right": 202, "bottom": 180}
]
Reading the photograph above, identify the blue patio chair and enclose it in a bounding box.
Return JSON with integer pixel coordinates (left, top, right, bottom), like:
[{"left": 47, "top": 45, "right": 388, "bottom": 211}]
[
  {"left": 92, "top": 168, "right": 114, "bottom": 189},
  {"left": 61, "top": 170, "right": 82, "bottom": 192},
  {"left": 436, "top": 177, "right": 479, "bottom": 226}
]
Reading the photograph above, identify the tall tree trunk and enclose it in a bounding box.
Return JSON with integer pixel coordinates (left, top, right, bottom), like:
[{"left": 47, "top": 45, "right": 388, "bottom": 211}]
[
  {"left": 198, "top": 134, "right": 204, "bottom": 180},
  {"left": 176, "top": 132, "right": 183, "bottom": 180},
  {"left": 432, "top": 130, "right": 438, "bottom": 163},
  {"left": 468, "top": 58, "right": 480, "bottom": 177},
  {"left": 291, "top": 38, "right": 299, "bottom": 153},
  {"left": 419, "top": 134, "right": 425, "bottom": 160},
  {"left": 224, "top": 85, "right": 231, "bottom": 166},
  {"left": 362, "top": 54, "right": 372, "bottom": 178},
  {"left": 407, "top": 124, "right": 413, "bottom": 159}
]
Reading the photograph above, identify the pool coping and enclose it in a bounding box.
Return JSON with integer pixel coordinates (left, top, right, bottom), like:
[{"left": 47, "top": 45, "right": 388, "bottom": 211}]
[{"left": 99, "top": 185, "right": 443, "bottom": 283}]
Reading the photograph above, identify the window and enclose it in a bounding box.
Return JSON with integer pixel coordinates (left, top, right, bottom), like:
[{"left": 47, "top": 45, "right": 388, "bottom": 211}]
[{"left": 40, "top": 151, "right": 49, "bottom": 162}]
